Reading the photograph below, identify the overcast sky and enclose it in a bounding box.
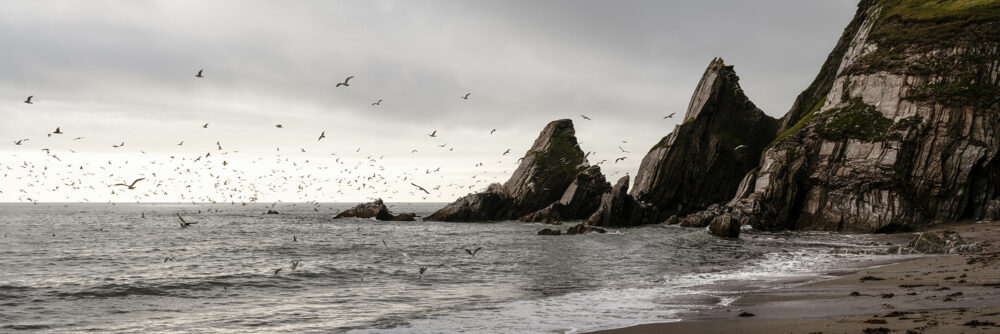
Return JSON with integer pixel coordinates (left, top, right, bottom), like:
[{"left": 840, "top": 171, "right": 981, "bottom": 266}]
[{"left": 0, "top": 0, "right": 858, "bottom": 203}]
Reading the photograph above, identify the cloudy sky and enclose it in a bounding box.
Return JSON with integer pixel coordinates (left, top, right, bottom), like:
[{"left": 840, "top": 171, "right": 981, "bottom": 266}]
[{"left": 0, "top": 0, "right": 858, "bottom": 203}]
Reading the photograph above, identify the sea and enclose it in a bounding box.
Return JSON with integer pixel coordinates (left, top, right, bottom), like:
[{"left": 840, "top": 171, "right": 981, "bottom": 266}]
[{"left": 0, "top": 203, "right": 910, "bottom": 333}]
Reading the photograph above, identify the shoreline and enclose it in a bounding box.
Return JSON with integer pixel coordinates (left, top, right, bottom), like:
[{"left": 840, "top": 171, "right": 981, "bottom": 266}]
[{"left": 589, "top": 221, "right": 1000, "bottom": 334}]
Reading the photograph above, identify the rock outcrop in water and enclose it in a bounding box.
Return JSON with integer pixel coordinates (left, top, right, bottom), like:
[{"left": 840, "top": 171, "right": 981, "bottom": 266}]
[
  {"left": 583, "top": 175, "right": 661, "bottom": 227},
  {"left": 427, "top": 119, "right": 599, "bottom": 222},
  {"left": 630, "top": 57, "right": 778, "bottom": 218},
  {"left": 677, "top": 0, "right": 1000, "bottom": 232},
  {"left": 519, "top": 165, "right": 611, "bottom": 223},
  {"left": 334, "top": 199, "right": 415, "bottom": 221}
]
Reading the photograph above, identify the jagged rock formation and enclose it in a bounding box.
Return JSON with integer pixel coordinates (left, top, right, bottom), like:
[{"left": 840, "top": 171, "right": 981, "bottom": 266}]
[
  {"left": 334, "top": 199, "right": 415, "bottom": 221},
  {"left": 682, "top": 0, "right": 1000, "bottom": 232},
  {"left": 630, "top": 58, "right": 778, "bottom": 218},
  {"left": 584, "top": 175, "right": 661, "bottom": 227},
  {"left": 708, "top": 214, "right": 740, "bottom": 238},
  {"left": 519, "top": 165, "right": 611, "bottom": 223},
  {"left": 427, "top": 119, "right": 596, "bottom": 221},
  {"left": 566, "top": 223, "right": 607, "bottom": 235}
]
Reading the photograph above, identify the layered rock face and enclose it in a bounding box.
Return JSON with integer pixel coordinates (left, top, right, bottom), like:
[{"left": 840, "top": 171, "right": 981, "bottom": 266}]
[
  {"left": 334, "top": 198, "right": 416, "bottom": 221},
  {"left": 630, "top": 58, "right": 778, "bottom": 218},
  {"left": 519, "top": 165, "right": 611, "bottom": 223},
  {"left": 687, "top": 0, "right": 1000, "bottom": 232},
  {"left": 426, "top": 119, "right": 596, "bottom": 221}
]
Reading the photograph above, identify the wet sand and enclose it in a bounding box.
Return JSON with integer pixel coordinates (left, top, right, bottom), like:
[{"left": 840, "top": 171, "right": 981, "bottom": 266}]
[{"left": 591, "top": 221, "right": 1000, "bottom": 334}]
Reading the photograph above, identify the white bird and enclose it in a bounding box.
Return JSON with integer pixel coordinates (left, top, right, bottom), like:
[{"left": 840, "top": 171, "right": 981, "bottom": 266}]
[{"left": 735, "top": 145, "right": 749, "bottom": 151}]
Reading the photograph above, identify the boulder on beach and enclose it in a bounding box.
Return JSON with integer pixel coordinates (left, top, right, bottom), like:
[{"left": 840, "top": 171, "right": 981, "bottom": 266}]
[{"left": 333, "top": 199, "right": 416, "bottom": 221}]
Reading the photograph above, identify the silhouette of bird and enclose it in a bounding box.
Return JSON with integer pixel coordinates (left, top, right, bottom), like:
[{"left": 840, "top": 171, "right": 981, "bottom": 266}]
[
  {"left": 372, "top": 99, "right": 382, "bottom": 106},
  {"left": 318, "top": 131, "right": 326, "bottom": 141},
  {"left": 490, "top": 129, "right": 496, "bottom": 134},
  {"left": 336, "top": 75, "right": 354, "bottom": 87},
  {"left": 112, "top": 142, "right": 125, "bottom": 148},
  {"left": 273, "top": 268, "right": 282, "bottom": 275},
  {"left": 202, "top": 123, "right": 209, "bottom": 128},
  {"left": 14, "top": 139, "right": 27, "bottom": 145},
  {"left": 615, "top": 157, "right": 627, "bottom": 163},
  {"left": 580, "top": 115, "right": 591, "bottom": 120},
  {"left": 291, "top": 260, "right": 300, "bottom": 270},
  {"left": 618, "top": 145, "right": 629, "bottom": 153},
  {"left": 176, "top": 213, "right": 198, "bottom": 228},
  {"left": 411, "top": 183, "right": 429, "bottom": 194},
  {"left": 663, "top": 112, "right": 675, "bottom": 119},
  {"left": 73, "top": 136, "right": 84, "bottom": 140},
  {"left": 163, "top": 257, "right": 174, "bottom": 263},
  {"left": 195, "top": 69, "right": 204, "bottom": 78},
  {"left": 428, "top": 130, "right": 437, "bottom": 137},
  {"left": 52, "top": 127, "right": 63, "bottom": 135},
  {"left": 275, "top": 124, "right": 283, "bottom": 128},
  {"left": 418, "top": 266, "right": 428, "bottom": 279},
  {"left": 113, "top": 178, "right": 145, "bottom": 189},
  {"left": 177, "top": 141, "right": 184, "bottom": 146},
  {"left": 461, "top": 93, "right": 470, "bottom": 100},
  {"left": 24, "top": 96, "right": 33, "bottom": 104},
  {"left": 502, "top": 149, "right": 511, "bottom": 156},
  {"left": 464, "top": 247, "right": 483, "bottom": 258}
]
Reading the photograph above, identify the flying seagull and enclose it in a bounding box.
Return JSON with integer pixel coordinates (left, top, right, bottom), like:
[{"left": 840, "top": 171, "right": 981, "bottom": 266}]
[
  {"left": 411, "top": 183, "right": 430, "bottom": 194},
  {"left": 52, "top": 127, "right": 63, "bottom": 135},
  {"left": 112, "top": 142, "right": 125, "bottom": 148},
  {"left": 418, "top": 266, "right": 428, "bottom": 279},
  {"left": 176, "top": 213, "right": 199, "bottom": 228},
  {"left": 14, "top": 139, "right": 27, "bottom": 145},
  {"left": 195, "top": 69, "right": 204, "bottom": 78},
  {"left": 428, "top": 130, "right": 437, "bottom": 137},
  {"left": 177, "top": 141, "right": 184, "bottom": 146},
  {"left": 372, "top": 99, "right": 382, "bottom": 106},
  {"left": 113, "top": 178, "right": 145, "bottom": 189},
  {"left": 336, "top": 75, "right": 354, "bottom": 87},
  {"left": 502, "top": 149, "right": 511, "bottom": 156},
  {"left": 735, "top": 144, "right": 749, "bottom": 151},
  {"left": 464, "top": 247, "right": 483, "bottom": 258},
  {"left": 275, "top": 124, "right": 283, "bottom": 128},
  {"left": 318, "top": 131, "right": 326, "bottom": 141},
  {"left": 615, "top": 157, "right": 627, "bottom": 163},
  {"left": 291, "top": 260, "right": 300, "bottom": 270},
  {"left": 490, "top": 129, "right": 496, "bottom": 134},
  {"left": 663, "top": 112, "right": 675, "bottom": 119},
  {"left": 272, "top": 268, "right": 282, "bottom": 276},
  {"left": 580, "top": 115, "right": 591, "bottom": 120},
  {"left": 617, "top": 145, "right": 629, "bottom": 153},
  {"left": 24, "top": 96, "right": 33, "bottom": 104},
  {"left": 73, "top": 136, "right": 84, "bottom": 140},
  {"left": 461, "top": 93, "right": 471, "bottom": 100},
  {"left": 202, "top": 123, "right": 209, "bottom": 128}
]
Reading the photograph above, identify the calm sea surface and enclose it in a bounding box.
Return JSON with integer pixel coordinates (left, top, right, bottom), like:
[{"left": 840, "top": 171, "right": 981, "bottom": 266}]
[{"left": 0, "top": 203, "right": 906, "bottom": 333}]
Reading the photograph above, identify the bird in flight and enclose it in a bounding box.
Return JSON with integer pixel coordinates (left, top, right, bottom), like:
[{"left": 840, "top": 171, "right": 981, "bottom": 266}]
[
  {"left": 615, "top": 157, "right": 627, "bottom": 163},
  {"left": 177, "top": 141, "right": 184, "bottom": 146},
  {"left": 336, "top": 75, "right": 354, "bottom": 87},
  {"left": 428, "top": 130, "right": 437, "bottom": 137},
  {"left": 618, "top": 145, "right": 629, "bottom": 153},
  {"left": 502, "top": 149, "right": 511, "bottom": 156},
  {"left": 411, "top": 183, "right": 430, "bottom": 194},
  {"left": 73, "top": 136, "right": 84, "bottom": 140},
  {"left": 464, "top": 247, "right": 483, "bottom": 258},
  {"left": 52, "top": 127, "right": 63, "bottom": 135},
  {"left": 490, "top": 129, "right": 496, "bottom": 134},
  {"left": 272, "top": 268, "right": 282, "bottom": 276},
  {"left": 461, "top": 93, "right": 470, "bottom": 100},
  {"left": 112, "top": 142, "right": 125, "bottom": 148},
  {"left": 202, "top": 123, "right": 209, "bottom": 128},
  {"left": 291, "top": 260, "right": 300, "bottom": 270},
  {"left": 735, "top": 144, "right": 749, "bottom": 151},
  {"left": 195, "top": 69, "right": 204, "bottom": 78},
  {"left": 372, "top": 99, "right": 382, "bottom": 106},
  {"left": 275, "top": 124, "right": 283, "bottom": 128},
  {"left": 418, "top": 266, "right": 428, "bottom": 279},
  {"left": 216, "top": 141, "right": 222, "bottom": 150},
  {"left": 24, "top": 96, "right": 33, "bottom": 104},
  {"left": 113, "top": 178, "right": 145, "bottom": 190},
  {"left": 580, "top": 115, "right": 591, "bottom": 120},
  {"left": 176, "top": 213, "right": 198, "bottom": 228},
  {"left": 663, "top": 112, "right": 675, "bottom": 119},
  {"left": 318, "top": 131, "right": 326, "bottom": 141},
  {"left": 14, "top": 139, "right": 27, "bottom": 145}
]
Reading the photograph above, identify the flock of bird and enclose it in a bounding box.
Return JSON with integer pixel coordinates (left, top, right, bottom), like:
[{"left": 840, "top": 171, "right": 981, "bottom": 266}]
[{"left": 5, "top": 68, "right": 685, "bottom": 206}]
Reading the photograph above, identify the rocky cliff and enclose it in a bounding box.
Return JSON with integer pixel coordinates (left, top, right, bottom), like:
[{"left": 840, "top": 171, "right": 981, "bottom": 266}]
[
  {"left": 519, "top": 165, "right": 611, "bottom": 222},
  {"left": 426, "top": 119, "right": 599, "bottom": 221},
  {"left": 631, "top": 58, "right": 778, "bottom": 218},
  {"left": 682, "top": 0, "right": 1000, "bottom": 232}
]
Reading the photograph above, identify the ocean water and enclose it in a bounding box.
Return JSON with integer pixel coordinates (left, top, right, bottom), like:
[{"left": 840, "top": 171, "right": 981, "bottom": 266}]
[{"left": 0, "top": 203, "right": 907, "bottom": 333}]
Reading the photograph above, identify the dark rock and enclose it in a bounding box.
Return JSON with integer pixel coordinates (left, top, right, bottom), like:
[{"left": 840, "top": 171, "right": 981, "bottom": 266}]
[
  {"left": 537, "top": 228, "right": 562, "bottom": 236},
  {"left": 708, "top": 214, "right": 740, "bottom": 238},
  {"left": 427, "top": 119, "right": 590, "bottom": 221},
  {"left": 565, "top": 223, "right": 607, "bottom": 235},
  {"left": 333, "top": 199, "right": 416, "bottom": 221},
  {"left": 520, "top": 165, "right": 611, "bottom": 222},
  {"left": 737, "top": 312, "right": 755, "bottom": 317},
  {"left": 630, "top": 58, "right": 777, "bottom": 218},
  {"left": 665, "top": 215, "right": 679, "bottom": 225},
  {"left": 584, "top": 175, "right": 661, "bottom": 227},
  {"left": 900, "top": 231, "right": 976, "bottom": 254}
]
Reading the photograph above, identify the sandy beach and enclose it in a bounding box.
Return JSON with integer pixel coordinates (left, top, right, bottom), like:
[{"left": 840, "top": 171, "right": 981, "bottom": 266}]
[{"left": 591, "top": 221, "right": 1000, "bottom": 334}]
